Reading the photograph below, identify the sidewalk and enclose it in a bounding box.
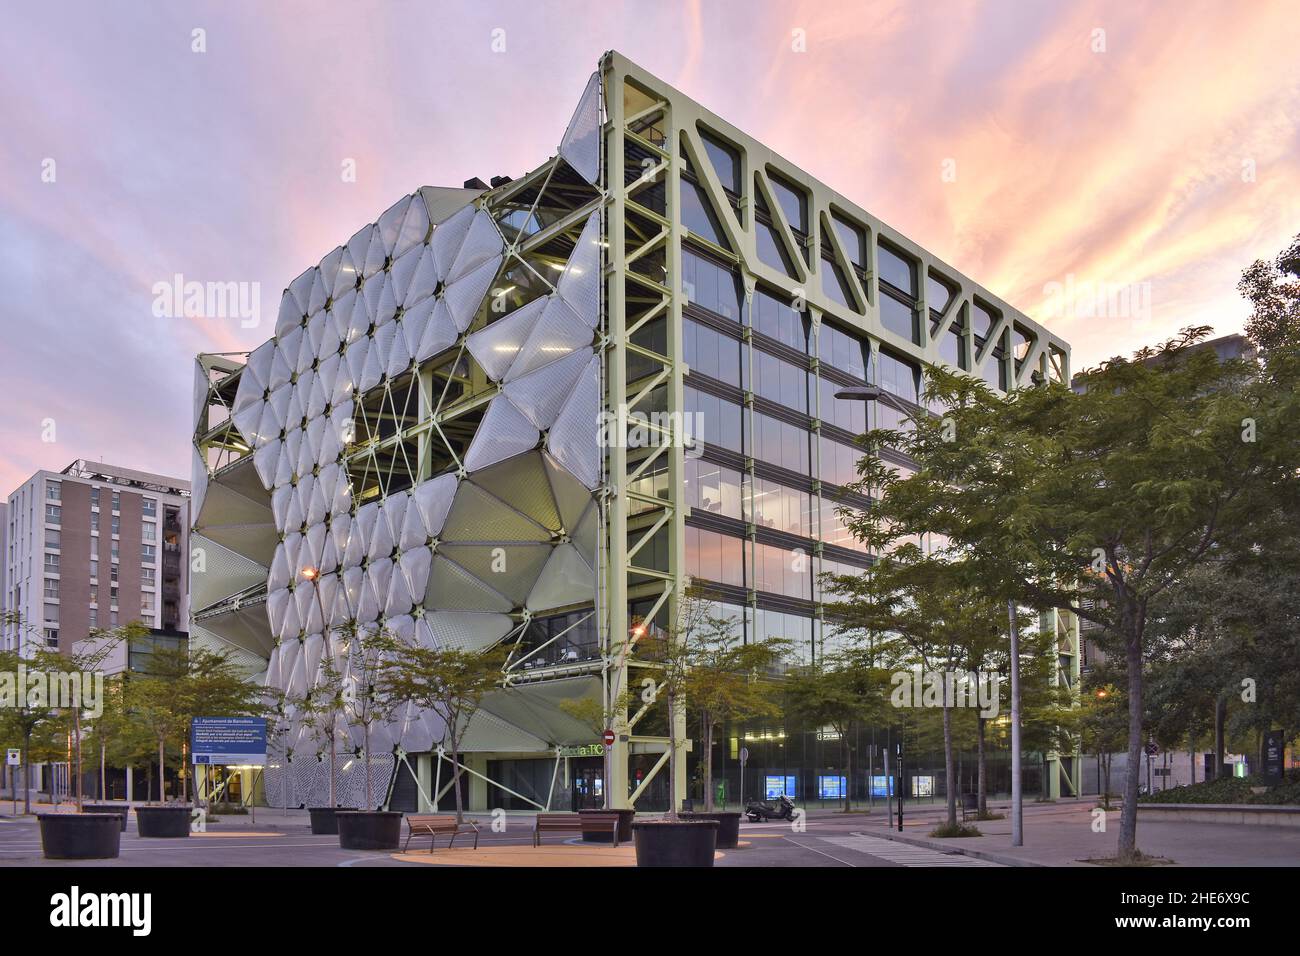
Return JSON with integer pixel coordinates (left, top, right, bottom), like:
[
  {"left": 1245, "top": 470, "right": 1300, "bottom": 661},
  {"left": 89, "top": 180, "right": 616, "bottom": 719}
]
[{"left": 854, "top": 799, "right": 1300, "bottom": 866}]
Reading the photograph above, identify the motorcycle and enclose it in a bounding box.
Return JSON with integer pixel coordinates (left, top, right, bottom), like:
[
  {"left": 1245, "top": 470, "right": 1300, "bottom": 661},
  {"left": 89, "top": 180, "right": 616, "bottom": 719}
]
[{"left": 744, "top": 794, "right": 796, "bottom": 823}]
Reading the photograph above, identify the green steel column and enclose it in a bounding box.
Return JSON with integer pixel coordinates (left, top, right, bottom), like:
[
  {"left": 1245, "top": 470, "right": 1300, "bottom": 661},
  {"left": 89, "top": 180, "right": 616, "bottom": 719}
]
[
  {"left": 603, "top": 58, "right": 632, "bottom": 810},
  {"left": 664, "top": 85, "right": 689, "bottom": 813}
]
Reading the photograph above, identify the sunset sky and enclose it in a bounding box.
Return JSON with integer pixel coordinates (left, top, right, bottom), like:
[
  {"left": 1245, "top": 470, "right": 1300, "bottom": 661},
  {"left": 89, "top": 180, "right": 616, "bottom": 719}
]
[{"left": 2, "top": 0, "right": 1298, "bottom": 495}]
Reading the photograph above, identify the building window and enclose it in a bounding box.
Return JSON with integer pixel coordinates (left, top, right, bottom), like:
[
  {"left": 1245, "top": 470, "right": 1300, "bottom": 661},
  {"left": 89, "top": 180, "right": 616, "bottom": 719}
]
[
  {"left": 43, "top": 552, "right": 59, "bottom": 573},
  {"left": 749, "top": 350, "right": 809, "bottom": 414},
  {"left": 90, "top": 559, "right": 98, "bottom": 580},
  {"left": 111, "top": 514, "right": 120, "bottom": 535},
  {"left": 141, "top": 567, "right": 155, "bottom": 587},
  {"left": 699, "top": 129, "right": 741, "bottom": 197},
  {"left": 681, "top": 247, "right": 741, "bottom": 321},
  {"left": 110, "top": 585, "right": 119, "bottom": 606},
  {"left": 142, "top": 498, "right": 157, "bottom": 518},
  {"left": 90, "top": 486, "right": 100, "bottom": 507},
  {"left": 680, "top": 151, "right": 731, "bottom": 251},
  {"left": 767, "top": 171, "right": 808, "bottom": 238},
  {"left": 110, "top": 611, "right": 118, "bottom": 627},
  {"left": 44, "top": 628, "right": 58, "bottom": 647},
  {"left": 44, "top": 603, "right": 59, "bottom": 624},
  {"left": 89, "top": 609, "right": 97, "bottom": 628},
  {"left": 46, "top": 481, "right": 61, "bottom": 501},
  {"left": 877, "top": 350, "right": 920, "bottom": 405},
  {"left": 110, "top": 565, "right": 119, "bottom": 583},
  {"left": 683, "top": 458, "right": 744, "bottom": 521},
  {"left": 820, "top": 323, "right": 868, "bottom": 381},
  {"left": 90, "top": 511, "right": 99, "bottom": 532},
  {"left": 43, "top": 578, "right": 59, "bottom": 599},
  {"left": 141, "top": 592, "right": 154, "bottom": 613},
  {"left": 751, "top": 287, "right": 809, "bottom": 352},
  {"left": 90, "top": 584, "right": 98, "bottom": 604},
  {"left": 45, "top": 529, "right": 61, "bottom": 548},
  {"left": 45, "top": 504, "right": 61, "bottom": 525},
  {"left": 877, "top": 241, "right": 920, "bottom": 345},
  {"left": 111, "top": 491, "right": 120, "bottom": 512},
  {"left": 682, "top": 319, "right": 742, "bottom": 384},
  {"left": 142, "top": 544, "right": 156, "bottom": 563},
  {"left": 142, "top": 522, "right": 156, "bottom": 542}
]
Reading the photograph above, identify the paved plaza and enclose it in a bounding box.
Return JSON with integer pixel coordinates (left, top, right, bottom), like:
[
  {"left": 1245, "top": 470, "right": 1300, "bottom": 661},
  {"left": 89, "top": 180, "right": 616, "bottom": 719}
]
[{"left": 3, "top": 800, "right": 1297, "bottom": 868}]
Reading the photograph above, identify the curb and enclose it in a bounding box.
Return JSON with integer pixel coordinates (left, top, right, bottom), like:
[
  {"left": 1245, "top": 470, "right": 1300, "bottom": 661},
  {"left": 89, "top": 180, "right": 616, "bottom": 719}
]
[{"left": 863, "top": 828, "right": 1045, "bottom": 867}]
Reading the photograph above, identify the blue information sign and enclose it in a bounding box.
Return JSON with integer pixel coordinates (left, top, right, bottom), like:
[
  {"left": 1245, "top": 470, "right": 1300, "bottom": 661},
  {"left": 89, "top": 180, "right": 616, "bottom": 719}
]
[{"left": 191, "top": 717, "right": 268, "bottom": 765}]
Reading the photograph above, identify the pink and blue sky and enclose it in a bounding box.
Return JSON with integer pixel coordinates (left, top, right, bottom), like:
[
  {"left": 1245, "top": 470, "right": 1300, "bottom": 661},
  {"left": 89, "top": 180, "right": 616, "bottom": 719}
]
[{"left": 2, "top": 0, "right": 1298, "bottom": 495}]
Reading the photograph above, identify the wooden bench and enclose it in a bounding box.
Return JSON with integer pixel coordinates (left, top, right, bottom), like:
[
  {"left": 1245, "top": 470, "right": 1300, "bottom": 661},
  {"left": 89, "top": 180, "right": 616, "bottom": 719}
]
[
  {"left": 533, "top": 812, "right": 621, "bottom": 847},
  {"left": 403, "top": 814, "right": 480, "bottom": 853}
]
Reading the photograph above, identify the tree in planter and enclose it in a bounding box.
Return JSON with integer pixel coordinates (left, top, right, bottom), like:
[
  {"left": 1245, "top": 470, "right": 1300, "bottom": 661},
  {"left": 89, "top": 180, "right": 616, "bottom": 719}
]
[
  {"left": 175, "top": 644, "right": 267, "bottom": 803},
  {"left": 0, "top": 643, "right": 62, "bottom": 814},
  {"left": 375, "top": 641, "right": 509, "bottom": 824},
  {"left": 637, "top": 601, "right": 789, "bottom": 812},
  {"left": 293, "top": 651, "right": 350, "bottom": 810},
  {"left": 335, "top": 623, "right": 404, "bottom": 810},
  {"left": 845, "top": 322, "right": 1298, "bottom": 860}
]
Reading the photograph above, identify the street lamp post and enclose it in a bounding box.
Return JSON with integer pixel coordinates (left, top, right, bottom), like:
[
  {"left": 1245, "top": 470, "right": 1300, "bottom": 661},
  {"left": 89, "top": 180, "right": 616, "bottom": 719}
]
[{"left": 299, "top": 566, "right": 340, "bottom": 809}]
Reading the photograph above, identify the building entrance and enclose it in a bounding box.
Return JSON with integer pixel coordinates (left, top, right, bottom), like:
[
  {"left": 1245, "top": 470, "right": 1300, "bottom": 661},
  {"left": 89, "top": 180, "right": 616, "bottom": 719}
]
[{"left": 571, "top": 758, "right": 603, "bottom": 810}]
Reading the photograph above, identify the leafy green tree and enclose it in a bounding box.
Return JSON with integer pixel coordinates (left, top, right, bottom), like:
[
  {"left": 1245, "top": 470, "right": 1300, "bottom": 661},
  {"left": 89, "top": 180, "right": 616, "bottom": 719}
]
[
  {"left": 784, "top": 646, "right": 893, "bottom": 812},
  {"left": 825, "top": 554, "right": 1006, "bottom": 828},
  {"left": 1077, "top": 675, "right": 1128, "bottom": 807},
  {"left": 375, "top": 641, "right": 508, "bottom": 823},
  {"left": 293, "top": 653, "right": 350, "bottom": 809},
  {"left": 847, "top": 324, "right": 1296, "bottom": 859}
]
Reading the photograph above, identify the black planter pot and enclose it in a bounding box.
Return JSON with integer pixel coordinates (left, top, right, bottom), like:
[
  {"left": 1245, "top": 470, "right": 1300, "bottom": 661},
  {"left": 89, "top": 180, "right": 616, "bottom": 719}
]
[
  {"left": 678, "top": 811, "right": 741, "bottom": 848},
  {"left": 631, "top": 820, "right": 718, "bottom": 867},
  {"left": 83, "top": 804, "right": 131, "bottom": 832},
  {"left": 39, "top": 814, "right": 122, "bottom": 859},
  {"left": 308, "top": 807, "right": 355, "bottom": 835},
  {"left": 335, "top": 811, "right": 403, "bottom": 850},
  {"left": 579, "top": 808, "right": 637, "bottom": 843},
  {"left": 136, "top": 805, "right": 192, "bottom": 838}
]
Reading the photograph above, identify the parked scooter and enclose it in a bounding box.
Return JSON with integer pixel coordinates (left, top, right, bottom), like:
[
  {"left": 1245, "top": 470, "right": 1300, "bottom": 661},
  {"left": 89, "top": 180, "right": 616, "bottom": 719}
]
[{"left": 744, "top": 794, "right": 796, "bottom": 823}]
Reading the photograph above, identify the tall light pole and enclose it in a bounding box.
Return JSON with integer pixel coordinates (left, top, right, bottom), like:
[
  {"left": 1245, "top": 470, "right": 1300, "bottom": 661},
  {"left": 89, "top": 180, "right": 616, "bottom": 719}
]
[
  {"left": 300, "top": 565, "right": 339, "bottom": 809},
  {"left": 1007, "top": 600, "right": 1022, "bottom": 846}
]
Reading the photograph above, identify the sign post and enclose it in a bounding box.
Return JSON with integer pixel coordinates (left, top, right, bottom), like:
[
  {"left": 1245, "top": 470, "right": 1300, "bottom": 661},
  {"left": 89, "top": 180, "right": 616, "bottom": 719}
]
[{"left": 6, "top": 749, "right": 18, "bottom": 815}]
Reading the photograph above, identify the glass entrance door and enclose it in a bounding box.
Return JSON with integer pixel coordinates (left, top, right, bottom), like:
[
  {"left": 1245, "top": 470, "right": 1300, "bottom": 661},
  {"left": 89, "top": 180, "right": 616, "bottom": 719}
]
[{"left": 571, "top": 759, "right": 604, "bottom": 810}]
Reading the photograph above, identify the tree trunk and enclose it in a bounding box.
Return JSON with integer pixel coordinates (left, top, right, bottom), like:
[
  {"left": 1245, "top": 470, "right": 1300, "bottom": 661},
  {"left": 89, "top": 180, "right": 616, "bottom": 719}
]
[
  {"left": 74, "top": 709, "right": 83, "bottom": 811},
  {"left": 363, "top": 722, "right": 373, "bottom": 810},
  {"left": 1214, "top": 695, "right": 1226, "bottom": 780},
  {"left": 1118, "top": 634, "right": 1144, "bottom": 859},
  {"left": 842, "top": 733, "right": 853, "bottom": 813},
  {"left": 670, "top": 692, "right": 681, "bottom": 817},
  {"left": 942, "top": 698, "right": 957, "bottom": 829},
  {"left": 450, "top": 738, "right": 464, "bottom": 825},
  {"left": 1189, "top": 729, "right": 1196, "bottom": 786},
  {"left": 1102, "top": 753, "right": 1112, "bottom": 807},
  {"left": 977, "top": 716, "right": 987, "bottom": 814},
  {"left": 702, "top": 715, "right": 714, "bottom": 812},
  {"left": 100, "top": 744, "right": 107, "bottom": 800},
  {"left": 22, "top": 737, "right": 31, "bottom": 815},
  {"left": 328, "top": 724, "right": 338, "bottom": 809},
  {"left": 158, "top": 738, "right": 166, "bottom": 804}
]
